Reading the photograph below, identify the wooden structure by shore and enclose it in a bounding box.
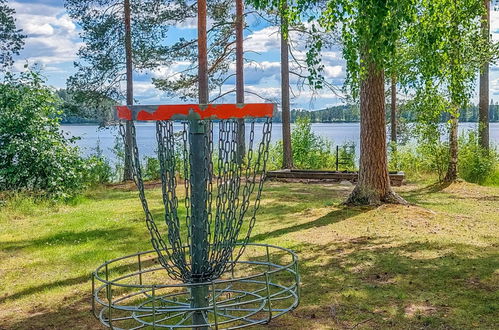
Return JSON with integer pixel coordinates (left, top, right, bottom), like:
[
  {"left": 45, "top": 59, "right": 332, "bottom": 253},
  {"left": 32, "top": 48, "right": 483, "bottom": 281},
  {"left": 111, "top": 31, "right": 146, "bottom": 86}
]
[{"left": 266, "top": 169, "right": 405, "bottom": 186}]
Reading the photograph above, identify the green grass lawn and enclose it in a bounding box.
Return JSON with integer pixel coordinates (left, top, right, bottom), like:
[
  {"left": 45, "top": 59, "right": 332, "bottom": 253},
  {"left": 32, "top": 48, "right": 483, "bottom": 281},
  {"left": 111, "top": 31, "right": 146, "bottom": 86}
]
[{"left": 0, "top": 181, "right": 498, "bottom": 329}]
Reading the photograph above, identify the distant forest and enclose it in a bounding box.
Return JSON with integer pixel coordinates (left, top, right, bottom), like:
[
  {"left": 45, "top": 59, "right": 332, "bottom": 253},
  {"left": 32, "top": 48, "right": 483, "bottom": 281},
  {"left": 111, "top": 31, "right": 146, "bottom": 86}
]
[
  {"left": 57, "top": 89, "right": 499, "bottom": 124},
  {"left": 272, "top": 103, "right": 499, "bottom": 123}
]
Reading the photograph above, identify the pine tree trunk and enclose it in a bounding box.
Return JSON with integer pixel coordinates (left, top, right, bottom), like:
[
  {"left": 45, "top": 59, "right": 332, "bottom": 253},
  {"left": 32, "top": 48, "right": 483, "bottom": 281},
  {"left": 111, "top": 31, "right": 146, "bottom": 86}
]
[
  {"left": 479, "top": 0, "right": 490, "bottom": 150},
  {"left": 390, "top": 75, "right": 397, "bottom": 144},
  {"left": 281, "top": 4, "right": 293, "bottom": 169},
  {"left": 123, "top": 0, "right": 134, "bottom": 181},
  {"left": 444, "top": 114, "right": 459, "bottom": 182},
  {"left": 235, "top": 0, "right": 245, "bottom": 163},
  {"left": 346, "top": 61, "right": 405, "bottom": 205}
]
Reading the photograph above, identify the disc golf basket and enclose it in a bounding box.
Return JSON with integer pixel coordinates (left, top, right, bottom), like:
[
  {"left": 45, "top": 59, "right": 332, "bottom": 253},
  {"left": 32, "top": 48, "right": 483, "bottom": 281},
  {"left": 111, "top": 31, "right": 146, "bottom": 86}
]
[{"left": 91, "top": 104, "right": 300, "bottom": 329}]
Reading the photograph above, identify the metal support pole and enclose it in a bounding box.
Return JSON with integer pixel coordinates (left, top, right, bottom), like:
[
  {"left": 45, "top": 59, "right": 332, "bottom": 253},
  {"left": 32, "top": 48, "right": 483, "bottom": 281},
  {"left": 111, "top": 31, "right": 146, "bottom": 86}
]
[
  {"left": 189, "top": 120, "right": 209, "bottom": 329},
  {"left": 108, "top": 284, "right": 113, "bottom": 329},
  {"left": 91, "top": 273, "right": 96, "bottom": 318},
  {"left": 138, "top": 253, "right": 143, "bottom": 285},
  {"left": 152, "top": 286, "right": 156, "bottom": 327},
  {"left": 211, "top": 284, "right": 219, "bottom": 329},
  {"left": 264, "top": 272, "right": 272, "bottom": 323},
  {"left": 190, "top": 0, "right": 209, "bottom": 327}
]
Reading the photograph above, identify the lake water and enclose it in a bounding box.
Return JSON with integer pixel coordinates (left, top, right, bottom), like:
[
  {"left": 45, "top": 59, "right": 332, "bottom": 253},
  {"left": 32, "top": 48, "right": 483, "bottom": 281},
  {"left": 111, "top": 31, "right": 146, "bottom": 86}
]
[{"left": 62, "top": 122, "right": 499, "bottom": 161}]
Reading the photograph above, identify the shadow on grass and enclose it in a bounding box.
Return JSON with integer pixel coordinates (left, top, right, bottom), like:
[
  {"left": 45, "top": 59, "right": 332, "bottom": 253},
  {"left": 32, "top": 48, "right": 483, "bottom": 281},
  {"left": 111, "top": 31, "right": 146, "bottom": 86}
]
[
  {"left": 289, "top": 238, "right": 499, "bottom": 329},
  {"left": 0, "top": 295, "right": 101, "bottom": 330},
  {"left": 0, "top": 228, "right": 135, "bottom": 252},
  {"left": 0, "top": 256, "right": 158, "bottom": 305},
  {"left": 402, "top": 181, "right": 453, "bottom": 199},
  {"left": 251, "top": 206, "right": 370, "bottom": 242},
  {"left": 2, "top": 235, "right": 497, "bottom": 329}
]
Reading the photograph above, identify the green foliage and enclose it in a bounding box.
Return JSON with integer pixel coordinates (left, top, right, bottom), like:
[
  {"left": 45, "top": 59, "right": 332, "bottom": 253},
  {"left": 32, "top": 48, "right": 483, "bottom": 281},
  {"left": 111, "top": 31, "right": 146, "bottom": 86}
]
[
  {"left": 112, "top": 134, "right": 126, "bottom": 182},
  {"left": 389, "top": 142, "right": 449, "bottom": 182},
  {"left": 250, "top": 0, "right": 420, "bottom": 96},
  {"left": 406, "top": 0, "right": 486, "bottom": 111},
  {"left": 83, "top": 156, "right": 113, "bottom": 186},
  {"left": 143, "top": 156, "right": 161, "bottom": 181},
  {"left": 266, "top": 140, "right": 284, "bottom": 171},
  {"left": 0, "top": 0, "right": 25, "bottom": 70},
  {"left": 389, "top": 130, "right": 498, "bottom": 185},
  {"left": 291, "top": 117, "right": 334, "bottom": 169},
  {"left": 268, "top": 119, "right": 355, "bottom": 171},
  {"left": 273, "top": 103, "right": 499, "bottom": 124},
  {"left": 336, "top": 142, "right": 356, "bottom": 171},
  {"left": 458, "top": 132, "right": 498, "bottom": 184},
  {"left": 0, "top": 71, "right": 86, "bottom": 199},
  {"left": 57, "top": 89, "right": 116, "bottom": 125},
  {"left": 82, "top": 140, "right": 113, "bottom": 186}
]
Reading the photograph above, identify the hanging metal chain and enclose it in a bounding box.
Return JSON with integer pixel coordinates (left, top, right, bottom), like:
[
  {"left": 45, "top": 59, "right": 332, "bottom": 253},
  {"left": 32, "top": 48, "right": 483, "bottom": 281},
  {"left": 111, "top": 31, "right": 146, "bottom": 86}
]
[
  {"left": 119, "top": 121, "right": 182, "bottom": 280},
  {"left": 119, "top": 115, "right": 272, "bottom": 283}
]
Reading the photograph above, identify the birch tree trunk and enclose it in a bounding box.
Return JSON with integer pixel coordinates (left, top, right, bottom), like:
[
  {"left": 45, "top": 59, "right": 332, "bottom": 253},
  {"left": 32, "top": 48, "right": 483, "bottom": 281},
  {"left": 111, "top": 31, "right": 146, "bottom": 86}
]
[
  {"left": 479, "top": 0, "right": 490, "bottom": 150},
  {"left": 390, "top": 75, "right": 397, "bottom": 144},
  {"left": 444, "top": 114, "right": 459, "bottom": 182}
]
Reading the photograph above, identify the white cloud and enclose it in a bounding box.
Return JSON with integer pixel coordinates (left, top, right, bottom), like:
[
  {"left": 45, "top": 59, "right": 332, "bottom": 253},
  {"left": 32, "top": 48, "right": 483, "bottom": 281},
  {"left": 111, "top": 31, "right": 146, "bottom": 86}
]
[
  {"left": 324, "top": 65, "right": 343, "bottom": 79},
  {"left": 246, "top": 26, "right": 280, "bottom": 53},
  {"left": 23, "top": 23, "right": 54, "bottom": 36},
  {"left": 12, "top": 2, "right": 81, "bottom": 66}
]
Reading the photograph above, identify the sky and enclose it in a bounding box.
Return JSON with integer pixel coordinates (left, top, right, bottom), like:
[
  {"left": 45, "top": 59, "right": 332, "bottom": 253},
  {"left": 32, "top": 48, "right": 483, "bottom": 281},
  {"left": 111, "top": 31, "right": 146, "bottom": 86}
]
[{"left": 8, "top": 0, "right": 499, "bottom": 109}]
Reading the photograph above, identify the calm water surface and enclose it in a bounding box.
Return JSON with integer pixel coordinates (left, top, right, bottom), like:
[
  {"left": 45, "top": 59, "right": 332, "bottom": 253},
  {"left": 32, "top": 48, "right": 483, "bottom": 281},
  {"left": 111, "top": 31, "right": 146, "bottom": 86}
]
[{"left": 62, "top": 122, "right": 499, "bottom": 161}]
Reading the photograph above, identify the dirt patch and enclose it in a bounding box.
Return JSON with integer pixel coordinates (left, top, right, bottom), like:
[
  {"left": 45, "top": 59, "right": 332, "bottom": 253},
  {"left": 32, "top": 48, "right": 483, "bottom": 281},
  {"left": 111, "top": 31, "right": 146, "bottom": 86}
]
[
  {"left": 404, "top": 303, "right": 438, "bottom": 317},
  {"left": 363, "top": 272, "right": 395, "bottom": 285}
]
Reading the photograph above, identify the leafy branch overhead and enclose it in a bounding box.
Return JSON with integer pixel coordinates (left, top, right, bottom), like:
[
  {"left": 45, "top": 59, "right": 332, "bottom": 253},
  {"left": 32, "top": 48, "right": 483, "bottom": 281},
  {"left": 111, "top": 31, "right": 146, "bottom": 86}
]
[
  {"left": 250, "top": 0, "right": 496, "bottom": 102},
  {"left": 0, "top": 0, "right": 25, "bottom": 71}
]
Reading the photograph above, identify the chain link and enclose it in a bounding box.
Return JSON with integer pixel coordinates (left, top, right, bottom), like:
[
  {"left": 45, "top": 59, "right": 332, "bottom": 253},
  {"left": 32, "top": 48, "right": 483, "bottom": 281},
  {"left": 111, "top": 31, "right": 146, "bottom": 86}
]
[{"left": 119, "top": 115, "right": 272, "bottom": 283}]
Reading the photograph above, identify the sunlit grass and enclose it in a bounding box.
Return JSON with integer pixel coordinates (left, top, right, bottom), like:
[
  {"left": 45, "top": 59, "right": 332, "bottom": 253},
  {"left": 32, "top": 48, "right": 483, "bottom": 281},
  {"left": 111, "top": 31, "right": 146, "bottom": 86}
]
[{"left": 0, "top": 181, "right": 497, "bottom": 329}]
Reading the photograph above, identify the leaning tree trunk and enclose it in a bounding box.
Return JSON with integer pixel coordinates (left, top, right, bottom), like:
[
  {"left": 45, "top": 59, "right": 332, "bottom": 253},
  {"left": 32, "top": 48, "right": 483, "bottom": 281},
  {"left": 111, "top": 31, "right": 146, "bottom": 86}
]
[
  {"left": 280, "top": 5, "right": 293, "bottom": 169},
  {"left": 478, "top": 0, "right": 490, "bottom": 150},
  {"left": 346, "top": 61, "right": 405, "bottom": 205},
  {"left": 235, "top": 0, "right": 245, "bottom": 163},
  {"left": 444, "top": 114, "right": 459, "bottom": 182},
  {"left": 390, "top": 75, "right": 397, "bottom": 144},
  {"left": 123, "top": 0, "right": 134, "bottom": 181}
]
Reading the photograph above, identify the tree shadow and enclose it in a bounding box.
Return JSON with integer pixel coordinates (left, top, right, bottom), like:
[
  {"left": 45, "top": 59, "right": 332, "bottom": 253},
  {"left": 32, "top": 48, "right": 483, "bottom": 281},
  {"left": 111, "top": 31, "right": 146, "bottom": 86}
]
[
  {"left": 289, "top": 238, "right": 498, "bottom": 329},
  {"left": 251, "top": 206, "right": 371, "bottom": 243},
  {"left": 403, "top": 181, "right": 453, "bottom": 197},
  {"left": 0, "top": 256, "right": 158, "bottom": 305},
  {"left": 0, "top": 295, "right": 101, "bottom": 330},
  {"left": 0, "top": 228, "right": 135, "bottom": 252}
]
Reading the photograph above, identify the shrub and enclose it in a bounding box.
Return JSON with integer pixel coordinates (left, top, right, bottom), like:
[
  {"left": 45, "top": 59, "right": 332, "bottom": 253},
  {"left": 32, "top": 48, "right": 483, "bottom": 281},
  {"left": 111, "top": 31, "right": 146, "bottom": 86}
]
[
  {"left": 82, "top": 139, "right": 113, "bottom": 186},
  {"left": 143, "top": 156, "right": 161, "bottom": 181},
  {"left": 0, "top": 71, "right": 86, "bottom": 199},
  {"left": 388, "top": 140, "right": 449, "bottom": 181},
  {"left": 111, "top": 134, "right": 125, "bottom": 181},
  {"left": 458, "top": 132, "right": 498, "bottom": 184},
  {"left": 83, "top": 156, "right": 113, "bottom": 186},
  {"left": 266, "top": 140, "right": 283, "bottom": 171},
  {"left": 335, "top": 142, "right": 356, "bottom": 171},
  {"left": 291, "top": 117, "right": 335, "bottom": 169}
]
